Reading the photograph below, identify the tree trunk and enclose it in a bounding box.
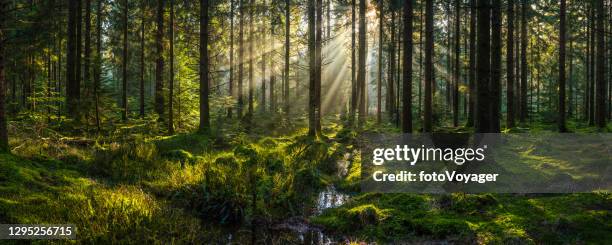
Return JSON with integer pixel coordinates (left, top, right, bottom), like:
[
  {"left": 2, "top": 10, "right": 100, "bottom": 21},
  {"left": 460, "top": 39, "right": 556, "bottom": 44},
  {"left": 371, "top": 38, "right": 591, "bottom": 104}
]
[
  {"left": 261, "top": 0, "right": 267, "bottom": 113},
  {"left": 238, "top": 0, "right": 244, "bottom": 118},
  {"left": 94, "top": 0, "right": 101, "bottom": 131},
  {"left": 84, "top": 0, "right": 91, "bottom": 104},
  {"left": 284, "top": 0, "right": 290, "bottom": 114},
  {"left": 349, "top": 0, "right": 356, "bottom": 126},
  {"left": 66, "top": 0, "right": 77, "bottom": 117},
  {"left": 452, "top": 0, "right": 460, "bottom": 127},
  {"left": 424, "top": 0, "right": 433, "bottom": 132},
  {"left": 199, "top": 0, "right": 210, "bottom": 132},
  {"left": 316, "top": 0, "right": 323, "bottom": 132},
  {"left": 490, "top": 0, "right": 501, "bottom": 132},
  {"left": 467, "top": 0, "right": 475, "bottom": 127},
  {"left": 248, "top": 0, "right": 254, "bottom": 116},
  {"left": 228, "top": 0, "right": 234, "bottom": 118},
  {"left": 401, "top": 0, "right": 413, "bottom": 133},
  {"left": 388, "top": 10, "right": 396, "bottom": 121},
  {"left": 357, "top": 0, "right": 367, "bottom": 128},
  {"left": 0, "top": 0, "right": 8, "bottom": 152},
  {"left": 594, "top": 0, "right": 606, "bottom": 127},
  {"left": 475, "top": 0, "right": 490, "bottom": 133},
  {"left": 506, "top": 0, "right": 515, "bottom": 128},
  {"left": 376, "top": 1, "right": 383, "bottom": 124},
  {"left": 155, "top": 0, "right": 165, "bottom": 121},
  {"left": 519, "top": 0, "right": 528, "bottom": 123},
  {"left": 122, "top": 0, "right": 128, "bottom": 122},
  {"left": 140, "top": 1, "right": 145, "bottom": 118},
  {"left": 308, "top": 0, "right": 316, "bottom": 136},
  {"left": 168, "top": 0, "right": 175, "bottom": 133},
  {"left": 558, "top": 0, "right": 567, "bottom": 132}
]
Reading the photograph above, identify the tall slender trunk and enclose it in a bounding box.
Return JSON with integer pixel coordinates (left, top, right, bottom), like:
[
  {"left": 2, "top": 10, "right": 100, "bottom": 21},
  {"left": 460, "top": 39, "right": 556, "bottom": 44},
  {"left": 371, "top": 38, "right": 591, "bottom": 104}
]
[
  {"left": 589, "top": 3, "right": 595, "bottom": 125},
  {"left": 284, "top": 0, "right": 291, "bottom": 114},
  {"left": 261, "top": 0, "right": 267, "bottom": 113},
  {"left": 349, "top": 0, "right": 356, "bottom": 125},
  {"left": 388, "top": 10, "right": 396, "bottom": 121},
  {"left": 199, "top": 0, "right": 210, "bottom": 132},
  {"left": 467, "top": 0, "right": 476, "bottom": 127},
  {"left": 316, "top": 0, "right": 323, "bottom": 132},
  {"left": 238, "top": 0, "right": 244, "bottom": 118},
  {"left": 155, "top": 0, "right": 165, "bottom": 120},
  {"left": 559, "top": 0, "right": 567, "bottom": 132},
  {"left": 475, "top": 0, "right": 490, "bottom": 133},
  {"left": 94, "top": 0, "right": 101, "bottom": 131},
  {"left": 568, "top": 16, "right": 573, "bottom": 119},
  {"left": 84, "top": 0, "right": 91, "bottom": 103},
  {"left": 594, "top": 0, "right": 606, "bottom": 127},
  {"left": 401, "top": 0, "right": 413, "bottom": 133},
  {"left": 357, "top": 0, "right": 367, "bottom": 128},
  {"left": 248, "top": 0, "right": 254, "bottom": 116},
  {"left": 270, "top": 8, "right": 276, "bottom": 112},
  {"left": 140, "top": 1, "right": 145, "bottom": 118},
  {"left": 67, "top": 0, "right": 77, "bottom": 116},
  {"left": 423, "top": 0, "right": 433, "bottom": 132},
  {"left": 76, "top": 0, "right": 82, "bottom": 115},
  {"left": 452, "top": 0, "right": 460, "bottom": 127},
  {"left": 0, "top": 0, "right": 8, "bottom": 152},
  {"left": 490, "top": 0, "right": 501, "bottom": 132},
  {"left": 377, "top": 1, "right": 383, "bottom": 124},
  {"left": 168, "top": 0, "right": 174, "bottom": 132},
  {"left": 506, "top": 0, "right": 515, "bottom": 128},
  {"left": 122, "top": 0, "right": 128, "bottom": 122},
  {"left": 228, "top": 0, "right": 234, "bottom": 118},
  {"left": 308, "top": 0, "right": 316, "bottom": 136},
  {"left": 519, "top": 0, "right": 528, "bottom": 123}
]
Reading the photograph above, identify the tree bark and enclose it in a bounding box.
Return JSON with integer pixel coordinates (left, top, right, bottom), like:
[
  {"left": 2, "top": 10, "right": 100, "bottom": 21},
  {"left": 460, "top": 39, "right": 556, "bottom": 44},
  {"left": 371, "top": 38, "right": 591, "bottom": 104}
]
[
  {"left": 94, "top": 0, "right": 101, "bottom": 131},
  {"left": 558, "top": 0, "right": 567, "bottom": 132},
  {"left": 594, "top": 0, "right": 606, "bottom": 127},
  {"left": 506, "top": 0, "right": 515, "bottom": 128},
  {"left": 424, "top": 0, "right": 433, "bottom": 132},
  {"left": 122, "top": 0, "right": 128, "bottom": 122},
  {"left": 452, "top": 0, "right": 461, "bottom": 128},
  {"left": 228, "top": 0, "right": 234, "bottom": 118},
  {"left": 66, "top": 0, "right": 78, "bottom": 117},
  {"left": 316, "top": 0, "right": 323, "bottom": 132},
  {"left": 0, "top": 0, "right": 8, "bottom": 152},
  {"left": 357, "top": 0, "right": 367, "bottom": 128},
  {"left": 155, "top": 0, "right": 165, "bottom": 121},
  {"left": 490, "top": 0, "right": 501, "bottom": 132},
  {"left": 140, "top": 1, "right": 145, "bottom": 118},
  {"left": 475, "top": 0, "right": 490, "bottom": 133},
  {"left": 284, "top": 0, "right": 290, "bottom": 114},
  {"left": 401, "top": 0, "right": 413, "bottom": 133},
  {"left": 377, "top": 1, "right": 383, "bottom": 124},
  {"left": 199, "top": 0, "right": 210, "bottom": 132},
  {"left": 238, "top": 0, "right": 244, "bottom": 118},
  {"left": 308, "top": 0, "right": 316, "bottom": 136},
  {"left": 349, "top": 0, "right": 356, "bottom": 126},
  {"left": 467, "top": 0, "right": 475, "bottom": 127},
  {"left": 519, "top": 0, "right": 528, "bottom": 123},
  {"left": 248, "top": 0, "right": 254, "bottom": 116},
  {"left": 168, "top": 0, "right": 175, "bottom": 132}
]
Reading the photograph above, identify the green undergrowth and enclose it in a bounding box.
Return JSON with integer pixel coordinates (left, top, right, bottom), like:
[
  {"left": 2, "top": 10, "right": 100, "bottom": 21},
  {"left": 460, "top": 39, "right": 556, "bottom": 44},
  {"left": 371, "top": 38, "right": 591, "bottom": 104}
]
[{"left": 312, "top": 192, "right": 612, "bottom": 243}]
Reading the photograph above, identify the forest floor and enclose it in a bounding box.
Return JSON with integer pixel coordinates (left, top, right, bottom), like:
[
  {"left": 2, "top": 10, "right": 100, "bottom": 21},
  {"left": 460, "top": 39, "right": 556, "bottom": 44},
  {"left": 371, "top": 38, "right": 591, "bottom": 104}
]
[{"left": 0, "top": 115, "right": 611, "bottom": 244}]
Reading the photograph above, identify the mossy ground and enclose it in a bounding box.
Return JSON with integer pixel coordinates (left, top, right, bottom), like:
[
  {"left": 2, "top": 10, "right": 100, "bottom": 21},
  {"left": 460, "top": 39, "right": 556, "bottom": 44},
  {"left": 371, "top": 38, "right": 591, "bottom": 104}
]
[{"left": 0, "top": 117, "right": 610, "bottom": 244}]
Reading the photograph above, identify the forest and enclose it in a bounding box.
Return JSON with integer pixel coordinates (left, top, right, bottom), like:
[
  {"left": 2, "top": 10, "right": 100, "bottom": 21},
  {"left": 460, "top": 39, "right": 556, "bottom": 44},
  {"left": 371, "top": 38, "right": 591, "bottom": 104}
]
[{"left": 0, "top": 0, "right": 611, "bottom": 243}]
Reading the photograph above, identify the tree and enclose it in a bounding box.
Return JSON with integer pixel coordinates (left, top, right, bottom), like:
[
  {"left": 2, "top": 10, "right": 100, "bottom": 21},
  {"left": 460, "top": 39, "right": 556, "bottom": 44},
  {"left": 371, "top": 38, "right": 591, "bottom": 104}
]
[
  {"left": 199, "top": 0, "right": 210, "bottom": 132},
  {"left": 308, "top": 0, "right": 316, "bottom": 136},
  {"left": 377, "top": 0, "right": 383, "bottom": 124},
  {"left": 122, "top": 0, "right": 128, "bottom": 122},
  {"left": 155, "top": 0, "right": 165, "bottom": 121},
  {"left": 261, "top": 0, "right": 267, "bottom": 113},
  {"left": 452, "top": 0, "right": 460, "bottom": 127},
  {"left": 490, "top": 0, "right": 501, "bottom": 132},
  {"left": 424, "top": 0, "right": 433, "bottom": 132},
  {"left": 506, "top": 0, "right": 515, "bottom": 128},
  {"left": 519, "top": 0, "right": 528, "bottom": 123},
  {"left": 139, "top": 1, "right": 145, "bottom": 118},
  {"left": 349, "top": 0, "right": 356, "bottom": 125},
  {"left": 401, "top": 0, "right": 413, "bottom": 133},
  {"left": 94, "top": 0, "right": 102, "bottom": 131},
  {"left": 284, "top": 0, "right": 290, "bottom": 114},
  {"left": 248, "top": 0, "right": 254, "bottom": 116},
  {"left": 594, "top": 0, "right": 606, "bottom": 128},
  {"left": 467, "top": 0, "right": 475, "bottom": 127},
  {"left": 238, "top": 0, "right": 244, "bottom": 118},
  {"left": 475, "top": 0, "right": 490, "bottom": 133},
  {"left": 66, "top": 0, "right": 78, "bottom": 117},
  {"left": 0, "top": 0, "right": 8, "bottom": 152},
  {"left": 84, "top": 0, "right": 92, "bottom": 105},
  {"left": 228, "top": 0, "right": 234, "bottom": 118},
  {"left": 558, "top": 0, "right": 567, "bottom": 132},
  {"left": 168, "top": 0, "right": 175, "bottom": 133},
  {"left": 357, "top": 0, "right": 367, "bottom": 128},
  {"left": 316, "top": 0, "right": 323, "bottom": 132}
]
